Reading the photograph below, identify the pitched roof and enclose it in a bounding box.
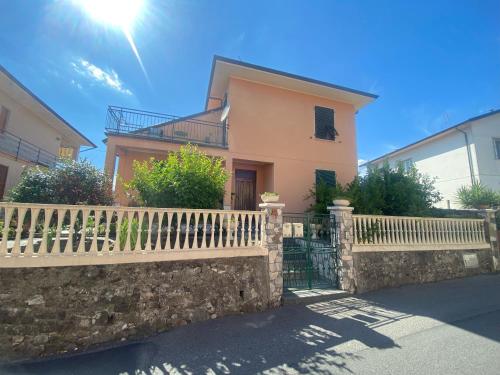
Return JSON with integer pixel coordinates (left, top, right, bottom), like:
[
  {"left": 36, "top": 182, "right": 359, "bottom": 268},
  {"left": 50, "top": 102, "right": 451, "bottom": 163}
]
[
  {"left": 361, "top": 109, "right": 500, "bottom": 167},
  {"left": 205, "top": 55, "right": 378, "bottom": 110},
  {"left": 0, "top": 64, "right": 96, "bottom": 148}
]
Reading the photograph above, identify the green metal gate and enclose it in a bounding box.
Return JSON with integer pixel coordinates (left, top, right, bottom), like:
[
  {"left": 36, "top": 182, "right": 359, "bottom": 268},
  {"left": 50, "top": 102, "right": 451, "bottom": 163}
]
[{"left": 283, "top": 213, "right": 339, "bottom": 290}]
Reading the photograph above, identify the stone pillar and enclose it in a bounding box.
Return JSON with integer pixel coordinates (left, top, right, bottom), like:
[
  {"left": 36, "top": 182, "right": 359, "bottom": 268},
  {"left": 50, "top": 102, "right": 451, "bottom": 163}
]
[
  {"left": 328, "top": 202, "right": 356, "bottom": 293},
  {"left": 259, "top": 202, "right": 285, "bottom": 307},
  {"left": 480, "top": 209, "right": 499, "bottom": 271}
]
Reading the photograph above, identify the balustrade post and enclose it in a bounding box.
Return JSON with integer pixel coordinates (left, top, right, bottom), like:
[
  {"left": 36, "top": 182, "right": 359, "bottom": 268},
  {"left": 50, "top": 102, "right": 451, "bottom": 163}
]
[
  {"left": 480, "top": 209, "right": 499, "bottom": 271},
  {"left": 328, "top": 201, "right": 356, "bottom": 293},
  {"left": 259, "top": 202, "right": 285, "bottom": 308}
]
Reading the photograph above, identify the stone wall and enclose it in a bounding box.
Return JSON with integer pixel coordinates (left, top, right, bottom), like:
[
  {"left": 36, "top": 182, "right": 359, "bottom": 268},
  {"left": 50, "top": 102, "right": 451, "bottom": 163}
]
[
  {"left": 353, "top": 248, "right": 493, "bottom": 293},
  {"left": 0, "top": 256, "right": 269, "bottom": 362}
]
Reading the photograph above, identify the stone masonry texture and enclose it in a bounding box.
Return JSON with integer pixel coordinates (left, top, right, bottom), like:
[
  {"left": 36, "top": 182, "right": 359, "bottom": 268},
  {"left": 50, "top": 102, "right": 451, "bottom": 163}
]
[
  {"left": 0, "top": 256, "right": 269, "bottom": 363},
  {"left": 353, "top": 248, "right": 493, "bottom": 293}
]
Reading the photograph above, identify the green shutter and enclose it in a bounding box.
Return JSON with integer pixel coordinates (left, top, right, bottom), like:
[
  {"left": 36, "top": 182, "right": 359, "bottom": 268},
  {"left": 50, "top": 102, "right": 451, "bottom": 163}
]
[
  {"left": 315, "top": 170, "right": 336, "bottom": 187},
  {"left": 314, "top": 106, "right": 335, "bottom": 140}
]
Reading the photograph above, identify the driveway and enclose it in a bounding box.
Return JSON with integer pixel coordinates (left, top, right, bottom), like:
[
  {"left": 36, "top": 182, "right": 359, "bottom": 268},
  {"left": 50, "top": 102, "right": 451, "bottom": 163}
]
[{"left": 3, "top": 274, "right": 500, "bottom": 374}]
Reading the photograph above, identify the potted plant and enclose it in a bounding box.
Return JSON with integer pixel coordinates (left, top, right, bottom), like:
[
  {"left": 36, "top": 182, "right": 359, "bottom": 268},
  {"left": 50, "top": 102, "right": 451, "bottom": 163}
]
[
  {"left": 333, "top": 195, "right": 351, "bottom": 207},
  {"left": 260, "top": 192, "right": 280, "bottom": 203}
]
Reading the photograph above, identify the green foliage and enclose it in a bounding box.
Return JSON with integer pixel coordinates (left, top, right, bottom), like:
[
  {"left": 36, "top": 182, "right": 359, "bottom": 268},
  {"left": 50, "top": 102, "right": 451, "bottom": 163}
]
[
  {"left": 306, "top": 162, "right": 442, "bottom": 216},
  {"left": 125, "top": 144, "right": 229, "bottom": 209},
  {"left": 456, "top": 182, "right": 500, "bottom": 209},
  {"left": 119, "top": 217, "right": 147, "bottom": 250},
  {"left": 8, "top": 159, "right": 113, "bottom": 205}
]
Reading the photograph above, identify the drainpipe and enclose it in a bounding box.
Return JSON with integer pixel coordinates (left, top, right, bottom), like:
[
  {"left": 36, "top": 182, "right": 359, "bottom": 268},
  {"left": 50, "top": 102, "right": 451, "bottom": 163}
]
[{"left": 456, "top": 127, "right": 476, "bottom": 184}]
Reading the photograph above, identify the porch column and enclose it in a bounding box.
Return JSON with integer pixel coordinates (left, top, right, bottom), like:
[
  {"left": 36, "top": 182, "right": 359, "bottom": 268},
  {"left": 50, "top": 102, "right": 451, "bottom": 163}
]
[
  {"left": 480, "top": 209, "right": 499, "bottom": 271},
  {"left": 328, "top": 202, "right": 356, "bottom": 293},
  {"left": 104, "top": 141, "right": 117, "bottom": 179},
  {"left": 223, "top": 157, "right": 233, "bottom": 209},
  {"left": 260, "top": 202, "right": 285, "bottom": 308}
]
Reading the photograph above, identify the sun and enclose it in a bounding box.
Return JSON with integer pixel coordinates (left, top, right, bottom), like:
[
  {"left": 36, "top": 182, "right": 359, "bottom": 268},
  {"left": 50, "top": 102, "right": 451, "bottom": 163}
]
[{"left": 77, "top": 0, "right": 144, "bottom": 30}]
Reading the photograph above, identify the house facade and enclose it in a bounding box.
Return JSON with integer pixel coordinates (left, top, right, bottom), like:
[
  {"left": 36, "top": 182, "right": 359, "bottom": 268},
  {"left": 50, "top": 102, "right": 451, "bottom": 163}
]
[
  {"left": 104, "top": 56, "right": 377, "bottom": 212},
  {"left": 0, "top": 65, "right": 95, "bottom": 198},
  {"left": 362, "top": 110, "right": 500, "bottom": 209}
]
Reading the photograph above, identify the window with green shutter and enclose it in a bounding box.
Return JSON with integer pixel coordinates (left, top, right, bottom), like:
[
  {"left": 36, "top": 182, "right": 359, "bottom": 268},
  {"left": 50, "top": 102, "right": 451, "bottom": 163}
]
[
  {"left": 315, "top": 169, "right": 336, "bottom": 188},
  {"left": 314, "top": 106, "right": 336, "bottom": 140}
]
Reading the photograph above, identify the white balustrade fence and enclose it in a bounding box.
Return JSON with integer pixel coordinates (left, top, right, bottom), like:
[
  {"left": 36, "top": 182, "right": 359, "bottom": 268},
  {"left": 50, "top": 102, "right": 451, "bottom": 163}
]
[
  {"left": 353, "top": 215, "right": 486, "bottom": 247},
  {"left": 0, "top": 203, "right": 265, "bottom": 267}
]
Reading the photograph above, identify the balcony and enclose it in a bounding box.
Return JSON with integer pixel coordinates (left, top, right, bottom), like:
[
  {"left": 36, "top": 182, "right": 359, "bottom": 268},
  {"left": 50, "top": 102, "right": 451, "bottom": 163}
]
[
  {"left": 0, "top": 131, "right": 58, "bottom": 167},
  {"left": 105, "top": 106, "right": 228, "bottom": 148}
]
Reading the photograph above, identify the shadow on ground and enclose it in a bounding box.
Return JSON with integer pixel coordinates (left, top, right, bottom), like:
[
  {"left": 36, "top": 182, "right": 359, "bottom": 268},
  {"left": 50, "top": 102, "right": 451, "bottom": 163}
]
[{"left": 3, "top": 274, "right": 500, "bottom": 375}]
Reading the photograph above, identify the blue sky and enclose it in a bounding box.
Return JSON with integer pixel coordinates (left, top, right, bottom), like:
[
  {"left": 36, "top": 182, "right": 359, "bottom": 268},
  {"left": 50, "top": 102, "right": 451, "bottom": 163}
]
[{"left": 1, "top": 0, "right": 499, "bottom": 167}]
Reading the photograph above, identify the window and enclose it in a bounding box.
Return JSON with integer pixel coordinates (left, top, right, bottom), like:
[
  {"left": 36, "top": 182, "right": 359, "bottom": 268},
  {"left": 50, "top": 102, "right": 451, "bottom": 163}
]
[
  {"left": 314, "top": 106, "right": 336, "bottom": 140},
  {"left": 59, "top": 147, "right": 74, "bottom": 159},
  {"left": 0, "top": 106, "right": 10, "bottom": 132},
  {"left": 494, "top": 138, "right": 500, "bottom": 159},
  {"left": 402, "top": 158, "right": 413, "bottom": 171},
  {"left": 315, "top": 169, "right": 336, "bottom": 188}
]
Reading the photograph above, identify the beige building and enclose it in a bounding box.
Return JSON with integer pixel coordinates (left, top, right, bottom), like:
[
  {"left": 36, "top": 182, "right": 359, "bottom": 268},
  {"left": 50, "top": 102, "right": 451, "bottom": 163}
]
[
  {"left": 0, "top": 65, "right": 95, "bottom": 198},
  {"left": 105, "top": 56, "right": 377, "bottom": 212}
]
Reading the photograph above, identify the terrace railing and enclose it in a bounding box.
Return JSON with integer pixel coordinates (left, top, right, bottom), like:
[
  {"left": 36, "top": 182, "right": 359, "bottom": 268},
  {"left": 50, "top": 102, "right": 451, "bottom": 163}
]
[
  {"left": 353, "top": 214, "right": 487, "bottom": 249},
  {"left": 0, "top": 203, "right": 265, "bottom": 267},
  {"left": 0, "top": 131, "right": 58, "bottom": 167},
  {"left": 105, "top": 106, "right": 228, "bottom": 148}
]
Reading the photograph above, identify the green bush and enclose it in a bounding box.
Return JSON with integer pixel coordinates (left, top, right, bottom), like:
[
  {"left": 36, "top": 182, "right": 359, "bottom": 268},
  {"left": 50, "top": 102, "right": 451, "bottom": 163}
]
[
  {"left": 125, "top": 144, "right": 229, "bottom": 209},
  {"left": 119, "top": 217, "right": 147, "bottom": 250},
  {"left": 456, "top": 182, "right": 500, "bottom": 209},
  {"left": 8, "top": 159, "right": 113, "bottom": 205},
  {"left": 307, "top": 162, "right": 442, "bottom": 216}
]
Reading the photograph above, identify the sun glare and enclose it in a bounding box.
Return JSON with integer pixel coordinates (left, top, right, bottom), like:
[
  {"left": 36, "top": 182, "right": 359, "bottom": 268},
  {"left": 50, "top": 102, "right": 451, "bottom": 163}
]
[{"left": 78, "top": 0, "right": 144, "bottom": 30}]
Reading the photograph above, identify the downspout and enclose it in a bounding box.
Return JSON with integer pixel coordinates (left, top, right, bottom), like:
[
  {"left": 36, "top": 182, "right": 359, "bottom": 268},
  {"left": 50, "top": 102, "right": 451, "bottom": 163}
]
[{"left": 456, "top": 127, "right": 476, "bottom": 184}]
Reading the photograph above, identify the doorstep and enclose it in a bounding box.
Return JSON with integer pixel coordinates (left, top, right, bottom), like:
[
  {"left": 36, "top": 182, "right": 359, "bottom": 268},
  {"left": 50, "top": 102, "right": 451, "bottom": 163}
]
[{"left": 282, "top": 288, "right": 349, "bottom": 305}]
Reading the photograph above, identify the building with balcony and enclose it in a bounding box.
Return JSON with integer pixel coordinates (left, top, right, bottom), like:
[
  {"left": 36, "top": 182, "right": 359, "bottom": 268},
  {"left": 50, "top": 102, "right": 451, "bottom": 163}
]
[
  {"left": 0, "top": 64, "right": 95, "bottom": 198},
  {"left": 105, "top": 56, "right": 377, "bottom": 212}
]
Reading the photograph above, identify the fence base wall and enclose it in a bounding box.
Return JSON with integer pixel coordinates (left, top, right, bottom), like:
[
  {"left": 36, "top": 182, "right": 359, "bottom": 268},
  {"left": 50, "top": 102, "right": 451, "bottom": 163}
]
[
  {"left": 0, "top": 256, "right": 270, "bottom": 363},
  {"left": 352, "top": 248, "right": 493, "bottom": 293}
]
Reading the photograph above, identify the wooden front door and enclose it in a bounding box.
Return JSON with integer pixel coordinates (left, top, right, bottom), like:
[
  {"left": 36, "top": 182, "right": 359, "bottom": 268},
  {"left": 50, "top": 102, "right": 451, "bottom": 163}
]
[
  {"left": 0, "top": 164, "right": 8, "bottom": 199},
  {"left": 234, "top": 169, "right": 256, "bottom": 210}
]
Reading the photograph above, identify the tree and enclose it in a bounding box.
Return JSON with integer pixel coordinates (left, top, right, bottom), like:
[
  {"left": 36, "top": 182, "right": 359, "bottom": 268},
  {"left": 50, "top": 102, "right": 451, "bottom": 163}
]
[
  {"left": 125, "top": 144, "right": 229, "bottom": 209},
  {"left": 8, "top": 159, "right": 113, "bottom": 205},
  {"left": 456, "top": 182, "right": 500, "bottom": 209}
]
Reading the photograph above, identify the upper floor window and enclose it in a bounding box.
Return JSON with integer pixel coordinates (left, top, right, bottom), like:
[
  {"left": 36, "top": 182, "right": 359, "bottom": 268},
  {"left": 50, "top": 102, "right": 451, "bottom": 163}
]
[
  {"left": 0, "top": 105, "right": 10, "bottom": 132},
  {"left": 59, "top": 147, "right": 74, "bottom": 159},
  {"left": 314, "top": 106, "right": 336, "bottom": 140},
  {"left": 494, "top": 138, "right": 500, "bottom": 159},
  {"left": 402, "top": 158, "right": 413, "bottom": 171}
]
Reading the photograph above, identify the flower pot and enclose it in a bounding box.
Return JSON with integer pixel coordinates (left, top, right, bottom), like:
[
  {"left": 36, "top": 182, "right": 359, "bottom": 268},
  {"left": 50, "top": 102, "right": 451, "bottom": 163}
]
[
  {"left": 261, "top": 194, "right": 280, "bottom": 203},
  {"left": 333, "top": 199, "right": 350, "bottom": 207}
]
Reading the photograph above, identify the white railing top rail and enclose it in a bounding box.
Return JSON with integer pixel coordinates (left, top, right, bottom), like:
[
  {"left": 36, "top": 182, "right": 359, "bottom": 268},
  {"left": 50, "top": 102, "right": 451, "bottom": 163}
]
[{"left": 0, "top": 203, "right": 266, "bottom": 267}]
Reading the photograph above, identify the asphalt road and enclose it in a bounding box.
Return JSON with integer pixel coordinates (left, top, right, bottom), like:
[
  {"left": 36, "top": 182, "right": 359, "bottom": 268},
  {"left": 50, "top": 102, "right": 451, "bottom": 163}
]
[{"left": 3, "top": 274, "right": 500, "bottom": 375}]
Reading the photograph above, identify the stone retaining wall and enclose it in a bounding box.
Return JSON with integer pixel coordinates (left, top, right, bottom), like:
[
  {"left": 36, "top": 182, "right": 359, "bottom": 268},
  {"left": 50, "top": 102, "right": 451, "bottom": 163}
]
[
  {"left": 353, "top": 248, "right": 493, "bottom": 293},
  {"left": 0, "top": 256, "right": 269, "bottom": 362}
]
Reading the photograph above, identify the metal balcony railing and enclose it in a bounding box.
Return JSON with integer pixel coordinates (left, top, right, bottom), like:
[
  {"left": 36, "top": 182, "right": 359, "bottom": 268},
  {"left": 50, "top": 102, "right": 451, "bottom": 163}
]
[
  {"left": 0, "top": 131, "right": 58, "bottom": 167},
  {"left": 105, "top": 106, "right": 228, "bottom": 148}
]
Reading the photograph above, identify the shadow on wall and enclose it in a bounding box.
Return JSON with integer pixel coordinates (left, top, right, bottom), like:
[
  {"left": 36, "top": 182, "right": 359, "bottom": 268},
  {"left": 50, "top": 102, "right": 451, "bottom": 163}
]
[{"left": 4, "top": 274, "right": 500, "bottom": 374}]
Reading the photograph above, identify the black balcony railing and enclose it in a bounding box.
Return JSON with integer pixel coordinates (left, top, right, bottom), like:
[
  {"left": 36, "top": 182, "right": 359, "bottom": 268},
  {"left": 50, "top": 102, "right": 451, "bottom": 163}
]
[
  {"left": 105, "top": 106, "right": 228, "bottom": 148},
  {"left": 0, "top": 131, "right": 58, "bottom": 167}
]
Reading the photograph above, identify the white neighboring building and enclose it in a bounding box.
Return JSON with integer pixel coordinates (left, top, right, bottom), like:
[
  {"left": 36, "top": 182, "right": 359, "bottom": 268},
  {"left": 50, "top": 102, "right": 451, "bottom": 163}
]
[
  {"left": 0, "top": 64, "right": 95, "bottom": 199},
  {"left": 361, "top": 110, "right": 500, "bottom": 209}
]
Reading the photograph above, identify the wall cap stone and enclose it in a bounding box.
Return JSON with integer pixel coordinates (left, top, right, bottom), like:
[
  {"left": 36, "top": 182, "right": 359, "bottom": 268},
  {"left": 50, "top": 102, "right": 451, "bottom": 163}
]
[{"left": 259, "top": 203, "right": 286, "bottom": 209}]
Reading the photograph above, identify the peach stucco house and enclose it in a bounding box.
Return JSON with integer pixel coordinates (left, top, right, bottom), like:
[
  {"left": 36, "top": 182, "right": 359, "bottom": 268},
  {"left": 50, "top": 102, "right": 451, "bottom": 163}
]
[{"left": 104, "top": 56, "right": 377, "bottom": 212}]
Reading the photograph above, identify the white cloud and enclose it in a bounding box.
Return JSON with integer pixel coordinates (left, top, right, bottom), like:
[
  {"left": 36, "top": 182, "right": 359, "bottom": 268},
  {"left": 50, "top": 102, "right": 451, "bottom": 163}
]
[
  {"left": 70, "top": 79, "right": 82, "bottom": 90},
  {"left": 71, "top": 59, "right": 132, "bottom": 95},
  {"left": 358, "top": 159, "right": 367, "bottom": 166}
]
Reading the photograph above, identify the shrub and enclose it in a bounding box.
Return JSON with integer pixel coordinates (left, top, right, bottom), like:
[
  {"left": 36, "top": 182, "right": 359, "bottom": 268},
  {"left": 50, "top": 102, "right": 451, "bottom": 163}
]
[
  {"left": 8, "top": 159, "right": 113, "bottom": 205},
  {"left": 125, "top": 144, "right": 229, "bottom": 209},
  {"left": 307, "top": 162, "right": 442, "bottom": 216},
  {"left": 456, "top": 182, "right": 500, "bottom": 209}
]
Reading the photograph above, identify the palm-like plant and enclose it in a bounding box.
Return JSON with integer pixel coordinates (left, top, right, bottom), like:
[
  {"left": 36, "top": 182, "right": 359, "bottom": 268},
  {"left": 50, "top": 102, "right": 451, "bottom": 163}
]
[{"left": 456, "top": 182, "right": 500, "bottom": 209}]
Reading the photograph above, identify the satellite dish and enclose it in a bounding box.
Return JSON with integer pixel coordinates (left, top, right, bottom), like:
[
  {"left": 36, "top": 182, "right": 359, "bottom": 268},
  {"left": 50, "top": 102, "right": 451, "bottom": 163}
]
[{"left": 220, "top": 103, "right": 230, "bottom": 122}]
